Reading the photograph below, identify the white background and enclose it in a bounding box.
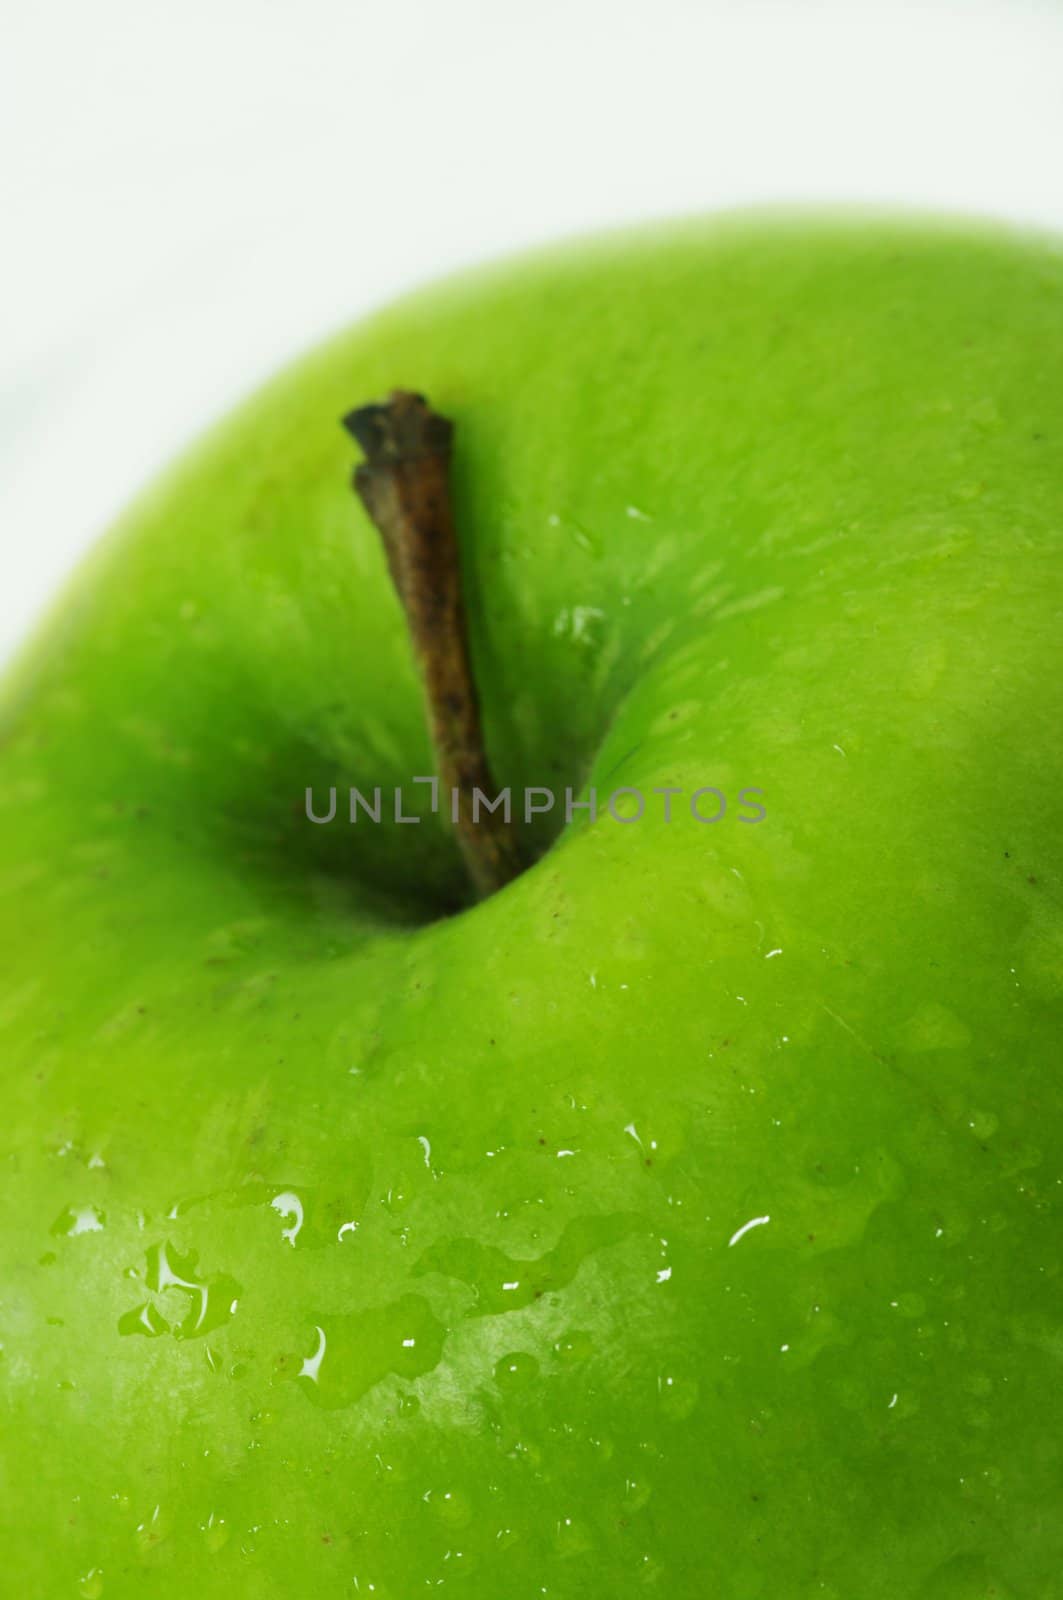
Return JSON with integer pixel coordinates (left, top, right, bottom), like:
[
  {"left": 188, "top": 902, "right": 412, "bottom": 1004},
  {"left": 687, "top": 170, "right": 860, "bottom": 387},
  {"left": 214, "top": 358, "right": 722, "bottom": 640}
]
[{"left": 3, "top": 0, "right": 1062, "bottom": 665}]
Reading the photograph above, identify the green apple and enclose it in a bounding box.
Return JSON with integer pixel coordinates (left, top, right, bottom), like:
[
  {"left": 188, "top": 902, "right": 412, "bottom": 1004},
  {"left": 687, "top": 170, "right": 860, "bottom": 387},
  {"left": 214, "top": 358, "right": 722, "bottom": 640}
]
[{"left": 1, "top": 214, "right": 1061, "bottom": 1599}]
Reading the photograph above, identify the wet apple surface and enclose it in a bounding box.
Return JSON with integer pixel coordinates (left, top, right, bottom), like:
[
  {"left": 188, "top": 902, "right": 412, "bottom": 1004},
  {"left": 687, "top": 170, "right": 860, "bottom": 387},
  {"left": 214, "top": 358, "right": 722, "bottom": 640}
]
[{"left": 1, "top": 216, "right": 1061, "bottom": 1597}]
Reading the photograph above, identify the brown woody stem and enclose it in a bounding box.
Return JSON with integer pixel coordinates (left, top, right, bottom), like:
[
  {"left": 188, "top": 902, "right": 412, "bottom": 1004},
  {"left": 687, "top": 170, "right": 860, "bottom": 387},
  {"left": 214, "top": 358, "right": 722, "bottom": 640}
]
[{"left": 343, "top": 390, "right": 523, "bottom": 899}]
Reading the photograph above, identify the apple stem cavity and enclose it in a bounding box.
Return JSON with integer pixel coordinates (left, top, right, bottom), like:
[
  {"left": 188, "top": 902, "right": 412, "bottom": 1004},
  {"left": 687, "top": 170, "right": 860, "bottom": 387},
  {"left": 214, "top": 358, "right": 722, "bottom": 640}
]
[{"left": 343, "top": 390, "right": 524, "bottom": 900}]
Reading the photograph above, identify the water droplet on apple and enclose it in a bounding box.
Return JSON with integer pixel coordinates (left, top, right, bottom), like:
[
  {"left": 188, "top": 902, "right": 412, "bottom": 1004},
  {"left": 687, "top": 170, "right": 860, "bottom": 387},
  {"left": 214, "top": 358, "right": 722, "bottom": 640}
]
[
  {"left": 117, "top": 1301, "right": 169, "bottom": 1339},
  {"left": 895, "top": 1292, "right": 926, "bottom": 1319},
  {"left": 51, "top": 1204, "right": 105, "bottom": 1237},
  {"left": 200, "top": 1511, "right": 230, "bottom": 1554},
  {"left": 494, "top": 1351, "right": 540, "bottom": 1388},
  {"left": 270, "top": 1190, "right": 304, "bottom": 1245},
  {"left": 296, "top": 1295, "right": 445, "bottom": 1409},
  {"left": 299, "top": 1324, "right": 327, "bottom": 1384},
  {"left": 553, "top": 1329, "right": 594, "bottom": 1367},
  {"left": 133, "top": 1502, "right": 172, "bottom": 1554},
  {"left": 414, "top": 1213, "right": 645, "bottom": 1315},
  {"left": 116, "top": 1242, "right": 241, "bottom": 1340},
  {"left": 657, "top": 1372, "right": 700, "bottom": 1421},
  {"left": 966, "top": 1110, "right": 999, "bottom": 1141}
]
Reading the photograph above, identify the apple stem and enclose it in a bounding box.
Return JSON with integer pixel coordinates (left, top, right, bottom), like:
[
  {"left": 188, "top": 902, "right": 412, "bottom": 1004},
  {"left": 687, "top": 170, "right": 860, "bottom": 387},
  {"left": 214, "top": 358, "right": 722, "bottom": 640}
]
[{"left": 343, "top": 390, "right": 524, "bottom": 899}]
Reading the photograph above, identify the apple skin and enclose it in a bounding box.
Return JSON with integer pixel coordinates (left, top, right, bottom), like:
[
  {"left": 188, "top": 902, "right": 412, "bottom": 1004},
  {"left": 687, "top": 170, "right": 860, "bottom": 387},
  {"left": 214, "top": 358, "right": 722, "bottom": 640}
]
[{"left": 1, "top": 214, "right": 1061, "bottom": 1599}]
